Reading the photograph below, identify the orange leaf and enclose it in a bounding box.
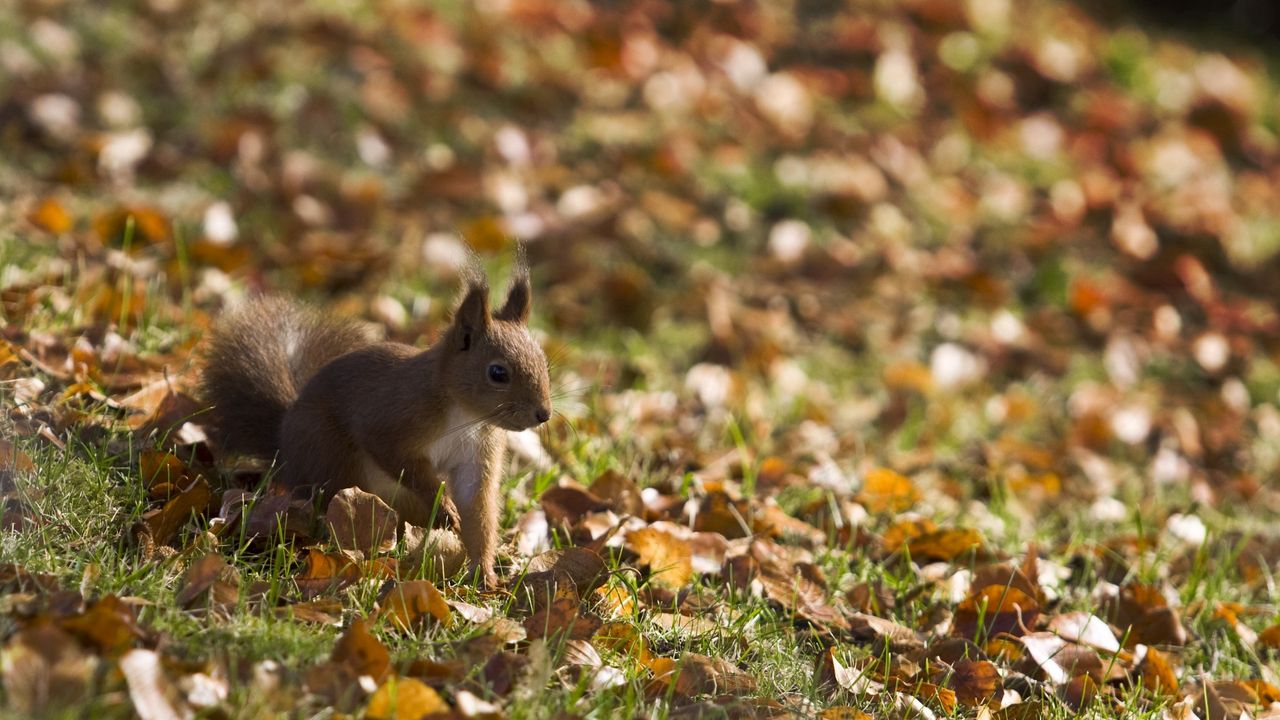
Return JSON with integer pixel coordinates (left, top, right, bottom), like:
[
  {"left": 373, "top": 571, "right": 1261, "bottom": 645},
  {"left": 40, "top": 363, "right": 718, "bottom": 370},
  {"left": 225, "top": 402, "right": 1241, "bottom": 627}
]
[
  {"left": 947, "top": 659, "right": 1003, "bottom": 708},
  {"left": 28, "top": 198, "right": 72, "bottom": 234},
  {"left": 365, "top": 676, "right": 450, "bottom": 719},
  {"left": 860, "top": 468, "right": 919, "bottom": 513},
  {"left": 139, "top": 451, "right": 189, "bottom": 491},
  {"left": 332, "top": 618, "right": 391, "bottom": 682},
  {"left": 378, "top": 580, "right": 452, "bottom": 630},
  {"left": 93, "top": 206, "right": 170, "bottom": 247},
  {"left": 905, "top": 528, "right": 985, "bottom": 563},
  {"left": 133, "top": 476, "right": 212, "bottom": 547},
  {"left": 627, "top": 527, "right": 693, "bottom": 590}
]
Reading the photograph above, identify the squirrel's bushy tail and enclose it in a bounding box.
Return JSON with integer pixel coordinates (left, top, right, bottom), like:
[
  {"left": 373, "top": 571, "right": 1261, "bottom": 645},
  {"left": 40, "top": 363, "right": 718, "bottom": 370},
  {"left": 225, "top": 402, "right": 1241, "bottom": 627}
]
[{"left": 200, "top": 297, "right": 374, "bottom": 459}]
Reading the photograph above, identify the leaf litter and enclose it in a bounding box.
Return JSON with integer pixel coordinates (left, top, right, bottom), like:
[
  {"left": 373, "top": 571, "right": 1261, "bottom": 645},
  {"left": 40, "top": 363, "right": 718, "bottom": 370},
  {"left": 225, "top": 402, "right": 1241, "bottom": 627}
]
[{"left": 5, "top": 0, "right": 1280, "bottom": 718}]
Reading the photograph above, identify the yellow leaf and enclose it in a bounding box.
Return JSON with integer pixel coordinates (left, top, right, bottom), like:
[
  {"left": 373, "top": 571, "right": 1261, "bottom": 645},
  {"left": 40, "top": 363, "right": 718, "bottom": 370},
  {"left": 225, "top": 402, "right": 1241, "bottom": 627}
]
[
  {"left": 378, "top": 580, "right": 451, "bottom": 630},
  {"left": 28, "top": 197, "right": 72, "bottom": 234},
  {"left": 859, "top": 468, "right": 918, "bottom": 513},
  {"left": 365, "top": 676, "right": 450, "bottom": 720},
  {"left": 627, "top": 527, "right": 693, "bottom": 590}
]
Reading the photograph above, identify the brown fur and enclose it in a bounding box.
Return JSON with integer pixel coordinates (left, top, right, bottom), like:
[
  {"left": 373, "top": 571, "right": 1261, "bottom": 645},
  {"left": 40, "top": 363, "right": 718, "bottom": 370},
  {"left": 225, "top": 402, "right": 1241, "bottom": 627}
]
[{"left": 200, "top": 271, "right": 551, "bottom": 587}]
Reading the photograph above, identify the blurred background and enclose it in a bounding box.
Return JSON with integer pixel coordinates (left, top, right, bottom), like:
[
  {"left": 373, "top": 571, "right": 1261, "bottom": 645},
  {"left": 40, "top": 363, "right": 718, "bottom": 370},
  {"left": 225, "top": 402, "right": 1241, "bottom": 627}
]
[{"left": 3, "top": 0, "right": 1280, "bottom": 521}]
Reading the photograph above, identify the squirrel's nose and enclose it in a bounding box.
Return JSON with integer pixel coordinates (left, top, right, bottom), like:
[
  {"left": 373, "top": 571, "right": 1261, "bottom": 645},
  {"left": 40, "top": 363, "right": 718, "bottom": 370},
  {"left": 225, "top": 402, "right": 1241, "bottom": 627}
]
[{"left": 535, "top": 407, "right": 550, "bottom": 424}]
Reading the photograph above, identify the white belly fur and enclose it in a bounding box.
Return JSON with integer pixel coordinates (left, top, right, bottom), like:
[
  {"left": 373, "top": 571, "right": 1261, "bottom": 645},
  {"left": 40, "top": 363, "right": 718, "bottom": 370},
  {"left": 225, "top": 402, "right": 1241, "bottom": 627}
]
[{"left": 426, "top": 406, "right": 484, "bottom": 472}]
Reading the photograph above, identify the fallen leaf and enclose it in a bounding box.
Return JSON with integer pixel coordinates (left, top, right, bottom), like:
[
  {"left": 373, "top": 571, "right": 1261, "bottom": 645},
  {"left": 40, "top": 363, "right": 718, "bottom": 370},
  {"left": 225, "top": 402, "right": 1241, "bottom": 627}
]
[
  {"left": 1, "top": 623, "right": 96, "bottom": 715},
  {"left": 365, "top": 675, "right": 450, "bottom": 720},
  {"left": 953, "top": 585, "right": 1040, "bottom": 640},
  {"left": 331, "top": 618, "right": 391, "bottom": 682},
  {"left": 517, "top": 547, "right": 608, "bottom": 607},
  {"left": 859, "top": 467, "right": 919, "bottom": 513},
  {"left": 588, "top": 469, "right": 643, "bottom": 516},
  {"left": 378, "top": 580, "right": 452, "bottom": 630},
  {"left": 295, "top": 548, "right": 365, "bottom": 599},
  {"left": 60, "top": 595, "right": 147, "bottom": 655},
  {"left": 944, "top": 659, "right": 1002, "bottom": 708},
  {"left": 27, "top": 197, "right": 73, "bottom": 234},
  {"left": 119, "top": 648, "right": 191, "bottom": 720},
  {"left": 133, "top": 476, "right": 212, "bottom": 548},
  {"left": 666, "top": 653, "right": 757, "bottom": 698},
  {"left": 326, "top": 487, "right": 399, "bottom": 556},
  {"left": 523, "top": 597, "right": 601, "bottom": 641},
  {"left": 175, "top": 553, "right": 239, "bottom": 612},
  {"left": 628, "top": 527, "right": 694, "bottom": 590},
  {"left": 905, "top": 528, "right": 985, "bottom": 563},
  {"left": 540, "top": 482, "right": 610, "bottom": 529}
]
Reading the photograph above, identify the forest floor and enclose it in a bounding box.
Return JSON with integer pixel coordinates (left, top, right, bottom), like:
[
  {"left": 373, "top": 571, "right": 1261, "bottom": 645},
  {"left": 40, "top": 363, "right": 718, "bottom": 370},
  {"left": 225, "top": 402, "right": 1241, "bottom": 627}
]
[{"left": 4, "top": 1, "right": 1280, "bottom": 718}]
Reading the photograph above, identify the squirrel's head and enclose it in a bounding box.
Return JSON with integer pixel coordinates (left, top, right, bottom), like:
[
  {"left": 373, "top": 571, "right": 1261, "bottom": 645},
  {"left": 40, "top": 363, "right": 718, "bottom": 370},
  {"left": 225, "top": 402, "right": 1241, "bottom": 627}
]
[{"left": 444, "top": 268, "right": 552, "bottom": 431}]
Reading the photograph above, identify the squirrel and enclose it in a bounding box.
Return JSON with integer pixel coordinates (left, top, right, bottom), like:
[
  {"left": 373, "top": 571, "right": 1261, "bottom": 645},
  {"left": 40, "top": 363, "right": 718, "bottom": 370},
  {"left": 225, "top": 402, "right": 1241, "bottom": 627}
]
[{"left": 200, "top": 265, "right": 552, "bottom": 588}]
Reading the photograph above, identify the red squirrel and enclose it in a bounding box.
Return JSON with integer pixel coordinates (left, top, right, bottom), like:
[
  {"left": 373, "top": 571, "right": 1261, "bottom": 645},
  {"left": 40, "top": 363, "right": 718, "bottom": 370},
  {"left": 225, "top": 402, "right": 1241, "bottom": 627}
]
[{"left": 200, "top": 266, "right": 551, "bottom": 587}]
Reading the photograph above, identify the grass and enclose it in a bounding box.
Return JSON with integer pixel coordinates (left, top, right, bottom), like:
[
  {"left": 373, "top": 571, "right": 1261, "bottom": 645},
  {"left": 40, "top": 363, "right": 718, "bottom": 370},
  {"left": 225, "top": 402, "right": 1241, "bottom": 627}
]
[{"left": 6, "top": 0, "right": 1280, "bottom": 717}]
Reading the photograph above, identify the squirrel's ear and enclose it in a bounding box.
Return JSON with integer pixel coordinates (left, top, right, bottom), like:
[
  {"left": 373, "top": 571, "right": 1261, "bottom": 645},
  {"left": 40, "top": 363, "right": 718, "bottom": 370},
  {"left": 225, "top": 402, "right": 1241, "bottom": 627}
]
[
  {"left": 453, "top": 284, "right": 490, "bottom": 351},
  {"left": 495, "top": 274, "right": 531, "bottom": 324}
]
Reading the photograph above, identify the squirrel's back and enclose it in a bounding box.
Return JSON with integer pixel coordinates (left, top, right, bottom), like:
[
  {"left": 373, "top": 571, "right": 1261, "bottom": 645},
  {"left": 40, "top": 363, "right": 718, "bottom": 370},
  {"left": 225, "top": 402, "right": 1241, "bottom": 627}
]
[{"left": 200, "top": 297, "right": 375, "bottom": 459}]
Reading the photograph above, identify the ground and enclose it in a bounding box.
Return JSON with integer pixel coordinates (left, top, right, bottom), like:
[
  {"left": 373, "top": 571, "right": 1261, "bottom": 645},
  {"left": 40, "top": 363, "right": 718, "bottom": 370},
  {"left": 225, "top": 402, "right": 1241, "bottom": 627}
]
[{"left": 3, "top": 0, "right": 1280, "bottom": 718}]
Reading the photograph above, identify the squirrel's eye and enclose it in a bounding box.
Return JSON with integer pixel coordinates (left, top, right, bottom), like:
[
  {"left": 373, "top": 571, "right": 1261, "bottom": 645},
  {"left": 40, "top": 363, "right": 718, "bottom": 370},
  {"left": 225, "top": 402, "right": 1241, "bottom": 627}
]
[{"left": 487, "top": 363, "right": 510, "bottom": 384}]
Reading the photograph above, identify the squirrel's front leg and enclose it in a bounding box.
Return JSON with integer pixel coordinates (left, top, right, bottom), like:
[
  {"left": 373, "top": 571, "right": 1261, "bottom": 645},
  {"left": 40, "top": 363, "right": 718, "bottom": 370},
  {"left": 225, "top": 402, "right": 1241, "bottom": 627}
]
[
  {"left": 449, "top": 450, "right": 501, "bottom": 589},
  {"left": 367, "top": 454, "right": 460, "bottom": 531}
]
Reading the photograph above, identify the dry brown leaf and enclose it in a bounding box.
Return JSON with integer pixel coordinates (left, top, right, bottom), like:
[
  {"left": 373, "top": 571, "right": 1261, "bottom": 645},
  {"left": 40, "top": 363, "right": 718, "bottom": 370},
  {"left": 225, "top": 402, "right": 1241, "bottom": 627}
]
[
  {"left": 523, "top": 597, "right": 601, "bottom": 641},
  {"left": 331, "top": 618, "right": 391, "bottom": 682},
  {"left": 648, "top": 612, "right": 721, "bottom": 638},
  {"left": 848, "top": 613, "right": 924, "bottom": 653},
  {"left": 943, "top": 659, "right": 1003, "bottom": 708},
  {"left": 1107, "top": 583, "right": 1187, "bottom": 647},
  {"left": 1, "top": 623, "right": 95, "bottom": 715},
  {"left": 594, "top": 621, "right": 651, "bottom": 666},
  {"left": 588, "top": 469, "right": 643, "bottom": 516},
  {"left": 517, "top": 547, "right": 608, "bottom": 606},
  {"left": 0, "top": 563, "right": 60, "bottom": 593},
  {"left": 133, "top": 476, "right": 212, "bottom": 548},
  {"left": 815, "top": 646, "right": 882, "bottom": 696},
  {"left": 130, "top": 390, "right": 203, "bottom": 443},
  {"left": 139, "top": 451, "right": 189, "bottom": 496},
  {"left": 295, "top": 548, "right": 365, "bottom": 599},
  {"left": 884, "top": 361, "right": 933, "bottom": 394},
  {"left": 59, "top": 595, "right": 147, "bottom": 656},
  {"left": 378, "top": 580, "right": 452, "bottom": 630},
  {"left": 954, "top": 585, "right": 1040, "bottom": 640},
  {"left": 325, "top": 487, "right": 399, "bottom": 556},
  {"left": 694, "top": 491, "right": 750, "bottom": 539},
  {"left": 175, "top": 553, "right": 239, "bottom": 612},
  {"left": 757, "top": 561, "right": 848, "bottom": 632},
  {"left": 751, "top": 503, "right": 826, "bottom": 546},
  {"left": 911, "top": 680, "right": 958, "bottom": 713},
  {"left": 0, "top": 439, "right": 36, "bottom": 483},
  {"left": 1048, "top": 612, "right": 1120, "bottom": 653},
  {"left": 238, "top": 492, "right": 316, "bottom": 543},
  {"left": 818, "top": 709, "right": 873, "bottom": 720},
  {"left": 93, "top": 206, "right": 171, "bottom": 247},
  {"left": 883, "top": 517, "right": 938, "bottom": 554},
  {"left": 277, "top": 599, "right": 344, "bottom": 625},
  {"left": 657, "top": 653, "right": 757, "bottom": 699},
  {"left": 540, "top": 482, "right": 610, "bottom": 528}
]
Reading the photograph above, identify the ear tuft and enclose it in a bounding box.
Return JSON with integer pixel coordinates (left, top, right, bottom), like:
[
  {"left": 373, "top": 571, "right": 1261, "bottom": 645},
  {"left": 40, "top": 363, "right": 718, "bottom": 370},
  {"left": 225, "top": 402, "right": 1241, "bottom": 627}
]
[
  {"left": 495, "top": 273, "right": 531, "bottom": 323},
  {"left": 453, "top": 281, "right": 490, "bottom": 350},
  {"left": 495, "top": 242, "right": 531, "bottom": 323}
]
